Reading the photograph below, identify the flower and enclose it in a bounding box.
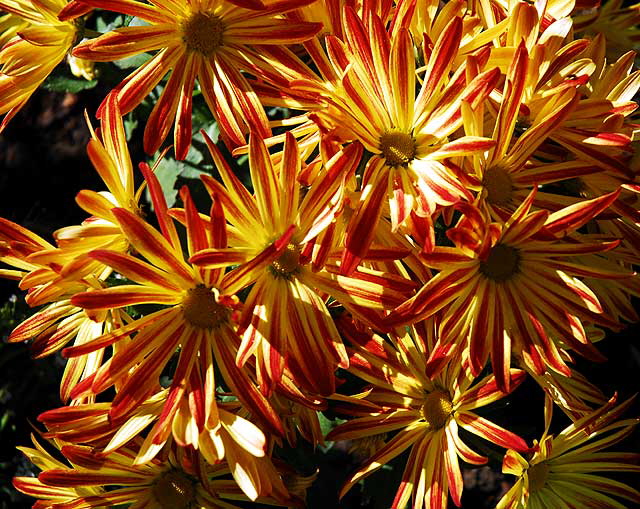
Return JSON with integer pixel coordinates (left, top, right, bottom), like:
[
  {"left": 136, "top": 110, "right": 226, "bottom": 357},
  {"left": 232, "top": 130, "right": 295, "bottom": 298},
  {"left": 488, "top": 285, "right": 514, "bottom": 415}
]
[
  {"left": 65, "top": 167, "right": 284, "bottom": 465},
  {"left": 0, "top": 217, "right": 128, "bottom": 403},
  {"left": 72, "top": 0, "right": 322, "bottom": 157},
  {"left": 191, "top": 132, "right": 414, "bottom": 396},
  {"left": 574, "top": 0, "right": 640, "bottom": 58},
  {"left": 40, "top": 390, "right": 288, "bottom": 500},
  {"left": 26, "top": 93, "right": 144, "bottom": 284},
  {"left": 497, "top": 395, "right": 640, "bottom": 509},
  {"left": 15, "top": 435, "right": 293, "bottom": 508},
  {"left": 0, "top": 0, "right": 88, "bottom": 130},
  {"left": 293, "top": 10, "right": 498, "bottom": 273},
  {"left": 516, "top": 349, "right": 608, "bottom": 421},
  {"left": 328, "top": 318, "right": 528, "bottom": 509},
  {"left": 385, "top": 189, "right": 627, "bottom": 390},
  {"left": 462, "top": 42, "right": 591, "bottom": 216}
]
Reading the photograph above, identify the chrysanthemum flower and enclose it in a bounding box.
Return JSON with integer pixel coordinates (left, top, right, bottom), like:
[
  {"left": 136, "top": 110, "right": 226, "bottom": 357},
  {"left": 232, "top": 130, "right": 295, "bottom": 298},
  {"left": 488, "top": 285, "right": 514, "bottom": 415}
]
[
  {"left": 191, "top": 132, "right": 414, "bottom": 396},
  {"left": 516, "top": 347, "right": 608, "bottom": 421},
  {"left": 65, "top": 167, "right": 285, "bottom": 454},
  {"left": 0, "top": 217, "right": 127, "bottom": 403},
  {"left": 497, "top": 395, "right": 640, "bottom": 509},
  {"left": 0, "top": 0, "right": 89, "bottom": 130},
  {"left": 40, "top": 390, "right": 288, "bottom": 500},
  {"left": 72, "top": 0, "right": 322, "bottom": 158},
  {"left": 329, "top": 318, "right": 528, "bottom": 509},
  {"left": 462, "top": 42, "right": 598, "bottom": 215},
  {"left": 385, "top": 189, "right": 627, "bottom": 390},
  {"left": 0, "top": 11, "right": 26, "bottom": 48},
  {"left": 293, "top": 10, "right": 499, "bottom": 273},
  {"left": 15, "top": 436, "right": 293, "bottom": 507},
  {"left": 479, "top": 5, "right": 635, "bottom": 179}
]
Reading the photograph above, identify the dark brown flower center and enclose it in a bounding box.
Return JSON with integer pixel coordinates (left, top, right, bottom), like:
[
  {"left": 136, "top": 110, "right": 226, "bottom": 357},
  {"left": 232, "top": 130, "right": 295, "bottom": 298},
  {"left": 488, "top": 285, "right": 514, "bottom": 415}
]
[
  {"left": 182, "top": 285, "right": 228, "bottom": 329},
  {"left": 380, "top": 130, "right": 416, "bottom": 167},
  {"left": 480, "top": 244, "right": 521, "bottom": 282},
  {"left": 483, "top": 165, "right": 514, "bottom": 205},
  {"left": 527, "top": 462, "right": 549, "bottom": 493},
  {"left": 269, "top": 243, "right": 302, "bottom": 279},
  {"left": 421, "top": 390, "right": 453, "bottom": 430},
  {"left": 182, "top": 12, "right": 225, "bottom": 56},
  {"left": 151, "top": 470, "right": 195, "bottom": 509}
]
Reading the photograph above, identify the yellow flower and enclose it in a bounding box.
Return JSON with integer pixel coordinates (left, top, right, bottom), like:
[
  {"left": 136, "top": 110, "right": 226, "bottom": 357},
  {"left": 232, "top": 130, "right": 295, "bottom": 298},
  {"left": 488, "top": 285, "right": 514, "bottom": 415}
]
[
  {"left": 0, "top": 0, "right": 87, "bottom": 130},
  {"left": 26, "top": 94, "right": 144, "bottom": 284},
  {"left": 191, "top": 132, "right": 413, "bottom": 396},
  {"left": 329, "top": 319, "right": 528, "bottom": 509},
  {"left": 40, "top": 392, "right": 287, "bottom": 500},
  {"left": 293, "top": 10, "right": 498, "bottom": 273},
  {"left": 73, "top": 0, "right": 322, "bottom": 157},
  {"left": 385, "top": 190, "right": 626, "bottom": 391},
  {"left": 15, "top": 435, "right": 294, "bottom": 508},
  {"left": 65, "top": 170, "right": 285, "bottom": 470},
  {"left": 498, "top": 395, "right": 640, "bottom": 509}
]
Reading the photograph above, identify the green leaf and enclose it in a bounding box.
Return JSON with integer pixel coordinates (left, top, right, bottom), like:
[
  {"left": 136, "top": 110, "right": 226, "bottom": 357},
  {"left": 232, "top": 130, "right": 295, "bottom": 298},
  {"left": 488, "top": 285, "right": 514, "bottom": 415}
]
[
  {"left": 95, "top": 13, "right": 124, "bottom": 32},
  {"left": 123, "top": 112, "right": 138, "bottom": 141},
  {"left": 43, "top": 73, "right": 97, "bottom": 93},
  {"left": 318, "top": 412, "right": 347, "bottom": 438},
  {"left": 146, "top": 157, "right": 181, "bottom": 207},
  {"left": 114, "top": 51, "right": 152, "bottom": 70}
]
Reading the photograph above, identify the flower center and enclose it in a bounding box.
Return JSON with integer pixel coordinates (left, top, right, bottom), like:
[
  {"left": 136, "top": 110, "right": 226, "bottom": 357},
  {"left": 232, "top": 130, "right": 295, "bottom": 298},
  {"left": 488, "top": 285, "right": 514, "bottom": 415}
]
[
  {"left": 151, "top": 470, "right": 195, "bottom": 509},
  {"left": 480, "top": 244, "right": 521, "bottom": 283},
  {"left": 380, "top": 130, "right": 416, "bottom": 167},
  {"left": 269, "top": 243, "right": 302, "bottom": 280},
  {"left": 182, "top": 12, "right": 225, "bottom": 56},
  {"left": 482, "top": 165, "right": 514, "bottom": 205},
  {"left": 527, "top": 462, "right": 549, "bottom": 493},
  {"left": 182, "top": 285, "right": 228, "bottom": 329},
  {"left": 421, "top": 390, "right": 453, "bottom": 430}
]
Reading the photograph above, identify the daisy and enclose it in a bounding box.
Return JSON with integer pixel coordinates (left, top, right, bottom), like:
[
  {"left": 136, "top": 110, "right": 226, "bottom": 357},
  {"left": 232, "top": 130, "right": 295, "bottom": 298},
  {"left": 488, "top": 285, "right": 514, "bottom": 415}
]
[
  {"left": 15, "top": 436, "right": 293, "bottom": 507},
  {"left": 329, "top": 318, "right": 528, "bottom": 509},
  {"left": 385, "top": 189, "right": 628, "bottom": 390},
  {"left": 293, "top": 9, "right": 498, "bottom": 273},
  {"left": 0, "top": 0, "right": 89, "bottom": 130},
  {"left": 72, "top": 0, "right": 322, "bottom": 158},
  {"left": 497, "top": 395, "right": 640, "bottom": 509},
  {"left": 65, "top": 166, "right": 285, "bottom": 460},
  {"left": 190, "top": 132, "right": 414, "bottom": 396}
]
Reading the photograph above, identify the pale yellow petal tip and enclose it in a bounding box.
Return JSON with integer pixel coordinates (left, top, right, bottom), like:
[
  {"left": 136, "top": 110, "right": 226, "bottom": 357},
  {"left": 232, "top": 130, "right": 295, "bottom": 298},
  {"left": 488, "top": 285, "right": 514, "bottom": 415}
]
[{"left": 67, "top": 54, "right": 97, "bottom": 81}]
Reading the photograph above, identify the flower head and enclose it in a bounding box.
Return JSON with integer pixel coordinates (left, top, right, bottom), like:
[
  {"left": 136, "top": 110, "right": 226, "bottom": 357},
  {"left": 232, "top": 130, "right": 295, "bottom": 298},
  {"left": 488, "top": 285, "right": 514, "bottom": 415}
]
[
  {"left": 73, "top": 0, "right": 322, "bottom": 157},
  {"left": 0, "top": 0, "right": 88, "bottom": 130},
  {"left": 385, "top": 189, "right": 626, "bottom": 390},
  {"left": 191, "top": 132, "right": 414, "bottom": 395},
  {"left": 498, "top": 395, "right": 640, "bottom": 509},
  {"left": 328, "top": 318, "right": 528, "bottom": 509},
  {"left": 15, "top": 435, "right": 293, "bottom": 508}
]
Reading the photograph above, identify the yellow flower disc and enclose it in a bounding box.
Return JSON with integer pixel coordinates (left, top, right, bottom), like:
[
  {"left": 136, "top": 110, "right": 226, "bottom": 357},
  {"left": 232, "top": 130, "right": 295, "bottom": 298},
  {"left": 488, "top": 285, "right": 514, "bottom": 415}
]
[
  {"left": 421, "top": 390, "right": 453, "bottom": 429},
  {"left": 380, "top": 130, "right": 416, "bottom": 167},
  {"left": 183, "top": 12, "right": 225, "bottom": 56},
  {"left": 182, "top": 285, "right": 228, "bottom": 329}
]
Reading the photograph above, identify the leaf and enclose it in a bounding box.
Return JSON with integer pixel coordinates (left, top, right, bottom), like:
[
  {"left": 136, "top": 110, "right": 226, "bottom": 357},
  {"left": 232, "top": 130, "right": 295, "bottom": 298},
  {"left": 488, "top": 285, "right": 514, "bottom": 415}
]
[
  {"left": 114, "top": 52, "right": 152, "bottom": 70},
  {"left": 43, "top": 72, "right": 97, "bottom": 93},
  {"left": 95, "top": 13, "right": 125, "bottom": 32}
]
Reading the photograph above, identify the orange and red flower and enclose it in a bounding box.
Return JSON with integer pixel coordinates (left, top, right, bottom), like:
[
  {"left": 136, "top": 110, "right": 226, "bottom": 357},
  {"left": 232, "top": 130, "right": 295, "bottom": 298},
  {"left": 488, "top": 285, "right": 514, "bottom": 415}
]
[{"left": 73, "top": 0, "right": 322, "bottom": 157}]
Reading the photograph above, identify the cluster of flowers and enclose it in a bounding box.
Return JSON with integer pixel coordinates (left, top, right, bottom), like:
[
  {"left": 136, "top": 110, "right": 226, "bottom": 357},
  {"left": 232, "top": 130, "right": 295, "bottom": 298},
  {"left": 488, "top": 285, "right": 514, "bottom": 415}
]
[{"left": 1, "top": 0, "right": 640, "bottom": 508}]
